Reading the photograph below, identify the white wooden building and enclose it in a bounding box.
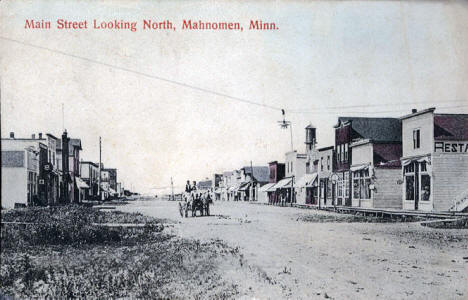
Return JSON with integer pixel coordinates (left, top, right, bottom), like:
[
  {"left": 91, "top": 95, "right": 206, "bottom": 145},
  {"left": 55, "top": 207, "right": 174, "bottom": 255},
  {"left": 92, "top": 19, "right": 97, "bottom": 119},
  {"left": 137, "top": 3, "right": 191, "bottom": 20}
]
[{"left": 400, "top": 108, "right": 468, "bottom": 211}]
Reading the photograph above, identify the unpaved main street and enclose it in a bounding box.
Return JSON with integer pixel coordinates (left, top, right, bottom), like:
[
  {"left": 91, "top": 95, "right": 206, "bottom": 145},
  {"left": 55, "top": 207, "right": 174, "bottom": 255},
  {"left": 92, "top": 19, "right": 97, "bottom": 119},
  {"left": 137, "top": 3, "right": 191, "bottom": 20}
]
[{"left": 119, "top": 200, "right": 467, "bottom": 299}]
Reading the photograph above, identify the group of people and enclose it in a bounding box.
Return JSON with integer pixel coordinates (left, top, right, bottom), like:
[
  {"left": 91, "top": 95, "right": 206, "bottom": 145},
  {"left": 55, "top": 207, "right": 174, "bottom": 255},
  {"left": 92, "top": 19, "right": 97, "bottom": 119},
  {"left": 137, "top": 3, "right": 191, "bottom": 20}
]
[{"left": 181, "top": 180, "right": 212, "bottom": 217}]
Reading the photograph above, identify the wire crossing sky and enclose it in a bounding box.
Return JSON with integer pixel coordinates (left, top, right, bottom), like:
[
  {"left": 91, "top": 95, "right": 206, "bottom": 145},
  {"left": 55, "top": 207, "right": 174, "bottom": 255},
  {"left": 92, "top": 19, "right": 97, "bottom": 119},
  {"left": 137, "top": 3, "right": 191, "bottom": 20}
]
[{"left": 1, "top": 1, "right": 467, "bottom": 194}]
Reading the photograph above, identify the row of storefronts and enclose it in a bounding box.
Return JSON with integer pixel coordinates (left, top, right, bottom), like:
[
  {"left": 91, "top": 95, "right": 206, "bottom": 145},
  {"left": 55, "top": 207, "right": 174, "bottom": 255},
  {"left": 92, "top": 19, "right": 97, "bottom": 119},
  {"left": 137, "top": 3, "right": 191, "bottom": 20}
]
[
  {"left": 2, "top": 130, "right": 125, "bottom": 209},
  {"left": 255, "top": 108, "right": 467, "bottom": 212},
  {"left": 206, "top": 107, "right": 467, "bottom": 212}
]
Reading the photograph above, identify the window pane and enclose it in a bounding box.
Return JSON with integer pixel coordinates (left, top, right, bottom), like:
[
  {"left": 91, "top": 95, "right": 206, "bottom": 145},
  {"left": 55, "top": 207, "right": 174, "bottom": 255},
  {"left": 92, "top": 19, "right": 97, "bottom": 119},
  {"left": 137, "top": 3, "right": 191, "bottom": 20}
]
[
  {"left": 353, "top": 179, "right": 360, "bottom": 199},
  {"left": 405, "top": 176, "right": 415, "bottom": 200},
  {"left": 362, "top": 178, "right": 371, "bottom": 199},
  {"left": 421, "top": 175, "right": 431, "bottom": 201}
]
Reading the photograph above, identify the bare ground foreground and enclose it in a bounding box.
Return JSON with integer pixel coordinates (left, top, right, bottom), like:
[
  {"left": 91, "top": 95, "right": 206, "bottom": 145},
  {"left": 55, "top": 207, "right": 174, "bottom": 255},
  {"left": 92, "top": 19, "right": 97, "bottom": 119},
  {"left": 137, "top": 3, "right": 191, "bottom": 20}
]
[{"left": 119, "top": 200, "right": 468, "bottom": 300}]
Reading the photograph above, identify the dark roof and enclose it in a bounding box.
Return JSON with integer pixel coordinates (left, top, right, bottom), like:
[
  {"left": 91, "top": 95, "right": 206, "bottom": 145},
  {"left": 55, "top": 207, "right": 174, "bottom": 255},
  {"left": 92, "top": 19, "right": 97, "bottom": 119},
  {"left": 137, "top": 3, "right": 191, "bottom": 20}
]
[
  {"left": 336, "top": 117, "right": 401, "bottom": 142},
  {"left": 434, "top": 114, "right": 468, "bottom": 141},
  {"left": 373, "top": 144, "right": 402, "bottom": 168},
  {"left": 81, "top": 161, "right": 99, "bottom": 167},
  {"left": 242, "top": 166, "right": 270, "bottom": 182},
  {"left": 318, "top": 146, "right": 334, "bottom": 152},
  {"left": 46, "top": 133, "right": 58, "bottom": 140}
]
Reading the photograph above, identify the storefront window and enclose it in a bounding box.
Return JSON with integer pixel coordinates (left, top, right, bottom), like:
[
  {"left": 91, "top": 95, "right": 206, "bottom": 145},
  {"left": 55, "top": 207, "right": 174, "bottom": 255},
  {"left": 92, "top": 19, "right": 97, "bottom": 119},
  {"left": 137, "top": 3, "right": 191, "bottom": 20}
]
[
  {"left": 344, "top": 172, "right": 349, "bottom": 197},
  {"left": 420, "top": 174, "right": 431, "bottom": 201},
  {"left": 405, "top": 175, "right": 415, "bottom": 200},
  {"left": 353, "top": 176, "right": 360, "bottom": 199},
  {"left": 337, "top": 173, "right": 343, "bottom": 197},
  {"left": 404, "top": 163, "right": 416, "bottom": 201},
  {"left": 353, "top": 170, "right": 371, "bottom": 200}
]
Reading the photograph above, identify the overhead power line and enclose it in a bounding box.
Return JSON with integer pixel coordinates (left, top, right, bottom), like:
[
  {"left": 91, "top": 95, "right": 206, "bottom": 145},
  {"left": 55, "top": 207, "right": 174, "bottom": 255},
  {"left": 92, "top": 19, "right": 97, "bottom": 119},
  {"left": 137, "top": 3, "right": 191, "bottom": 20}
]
[
  {"left": 288, "top": 99, "right": 468, "bottom": 113},
  {"left": 1, "top": 36, "right": 466, "bottom": 116},
  {"left": 0, "top": 36, "right": 283, "bottom": 112}
]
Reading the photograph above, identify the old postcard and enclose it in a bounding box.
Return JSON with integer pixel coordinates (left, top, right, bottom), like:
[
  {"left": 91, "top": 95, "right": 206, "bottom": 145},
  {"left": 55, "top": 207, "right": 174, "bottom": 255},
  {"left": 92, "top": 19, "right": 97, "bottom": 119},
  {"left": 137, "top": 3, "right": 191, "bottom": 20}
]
[{"left": 1, "top": 0, "right": 467, "bottom": 299}]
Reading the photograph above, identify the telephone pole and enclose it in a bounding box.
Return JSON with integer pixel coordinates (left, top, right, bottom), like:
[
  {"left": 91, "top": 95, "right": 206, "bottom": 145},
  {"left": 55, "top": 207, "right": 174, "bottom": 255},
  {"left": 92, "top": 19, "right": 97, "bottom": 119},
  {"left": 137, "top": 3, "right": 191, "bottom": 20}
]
[
  {"left": 250, "top": 160, "right": 254, "bottom": 201},
  {"left": 98, "top": 137, "right": 102, "bottom": 200},
  {"left": 171, "top": 177, "right": 174, "bottom": 201}
]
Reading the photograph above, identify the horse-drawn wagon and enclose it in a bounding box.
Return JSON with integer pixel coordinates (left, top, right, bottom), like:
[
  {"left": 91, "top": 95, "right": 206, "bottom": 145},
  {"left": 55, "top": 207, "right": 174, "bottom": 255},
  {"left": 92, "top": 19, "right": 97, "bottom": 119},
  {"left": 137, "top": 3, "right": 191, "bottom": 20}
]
[{"left": 179, "top": 193, "right": 211, "bottom": 217}]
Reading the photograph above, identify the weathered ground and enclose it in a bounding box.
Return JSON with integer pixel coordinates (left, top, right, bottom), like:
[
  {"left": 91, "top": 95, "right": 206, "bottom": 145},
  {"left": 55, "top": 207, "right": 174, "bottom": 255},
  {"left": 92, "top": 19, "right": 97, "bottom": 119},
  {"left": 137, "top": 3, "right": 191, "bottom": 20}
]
[
  {"left": 119, "top": 200, "right": 468, "bottom": 299},
  {"left": 0, "top": 206, "right": 243, "bottom": 299}
]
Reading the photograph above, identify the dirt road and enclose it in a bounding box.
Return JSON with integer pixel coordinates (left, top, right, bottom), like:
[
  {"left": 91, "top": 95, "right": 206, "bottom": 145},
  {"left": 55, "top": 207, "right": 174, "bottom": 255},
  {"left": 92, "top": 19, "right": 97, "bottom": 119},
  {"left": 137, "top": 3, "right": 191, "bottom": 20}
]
[{"left": 119, "top": 200, "right": 467, "bottom": 299}]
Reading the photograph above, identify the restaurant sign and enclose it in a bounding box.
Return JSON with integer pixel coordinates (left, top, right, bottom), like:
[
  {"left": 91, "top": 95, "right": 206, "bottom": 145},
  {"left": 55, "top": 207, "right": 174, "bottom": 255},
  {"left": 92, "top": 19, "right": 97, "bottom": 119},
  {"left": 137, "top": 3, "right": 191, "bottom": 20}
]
[{"left": 434, "top": 141, "right": 468, "bottom": 153}]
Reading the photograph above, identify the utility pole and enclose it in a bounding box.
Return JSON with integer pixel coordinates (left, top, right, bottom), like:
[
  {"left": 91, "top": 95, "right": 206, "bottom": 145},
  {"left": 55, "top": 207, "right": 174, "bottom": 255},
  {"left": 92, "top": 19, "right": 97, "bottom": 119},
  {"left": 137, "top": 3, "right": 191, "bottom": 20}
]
[
  {"left": 62, "top": 103, "right": 65, "bottom": 132},
  {"left": 250, "top": 160, "right": 254, "bottom": 202},
  {"left": 171, "top": 177, "right": 174, "bottom": 201},
  {"left": 98, "top": 137, "right": 101, "bottom": 200},
  {"left": 289, "top": 123, "right": 294, "bottom": 152}
]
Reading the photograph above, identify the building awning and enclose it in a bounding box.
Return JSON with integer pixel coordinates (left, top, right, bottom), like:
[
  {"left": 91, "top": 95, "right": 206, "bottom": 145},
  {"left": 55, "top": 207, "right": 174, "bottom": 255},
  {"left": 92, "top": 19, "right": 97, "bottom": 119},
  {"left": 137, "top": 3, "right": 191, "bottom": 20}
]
[
  {"left": 76, "top": 177, "right": 90, "bottom": 189},
  {"left": 402, "top": 154, "right": 431, "bottom": 166},
  {"left": 350, "top": 164, "right": 369, "bottom": 172},
  {"left": 275, "top": 178, "right": 293, "bottom": 189},
  {"left": 259, "top": 183, "right": 275, "bottom": 192},
  {"left": 295, "top": 173, "right": 318, "bottom": 188},
  {"left": 238, "top": 182, "right": 251, "bottom": 192}
]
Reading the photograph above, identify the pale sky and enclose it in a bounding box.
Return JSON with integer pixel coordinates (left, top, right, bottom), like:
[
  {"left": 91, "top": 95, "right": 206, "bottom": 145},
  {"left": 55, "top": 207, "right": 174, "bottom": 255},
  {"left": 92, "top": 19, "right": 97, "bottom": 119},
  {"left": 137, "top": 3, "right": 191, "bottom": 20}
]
[{"left": 1, "top": 0, "right": 468, "bottom": 194}]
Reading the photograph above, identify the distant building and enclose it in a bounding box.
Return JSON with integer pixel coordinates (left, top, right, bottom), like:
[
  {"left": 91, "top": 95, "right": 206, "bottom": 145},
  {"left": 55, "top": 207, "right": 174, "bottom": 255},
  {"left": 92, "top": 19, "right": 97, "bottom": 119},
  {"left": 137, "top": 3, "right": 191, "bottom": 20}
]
[
  {"left": 260, "top": 161, "right": 285, "bottom": 204},
  {"left": 80, "top": 161, "right": 99, "bottom": 200},
  {"left": 400, "top": 108, "right": 468, "bottom": 211},
  {"left": 317, "top": 146, "right": 335, "bottom": 207},
  {"left": 1, "top": 142, "right": 39, "bottom": 208},
  {"left": 197, "top": 179, "right": 212, "bottom": 191},
  {"left": 1, "top": 132, "right": 58, "bottom": 206},
  {"left": 334, "top": 117, "right": 402, "bottom": 206},
  {"left": 350, "top": 137, "right": 402, "bottom": 209},
  {"left": 296, "top": 125, "right": 319, "bottom": 205},
  {"left": 213, "top": 174, "right": 223, "bottom": 201},
  {"left": 221, "top": 171, "right": 234, "bottom": 201},
  {"left": 102, "top": 168, "right": 117, "bottom": 191},
  {"left": 238, "top": 166, "right": 269, "bottom": 201}
]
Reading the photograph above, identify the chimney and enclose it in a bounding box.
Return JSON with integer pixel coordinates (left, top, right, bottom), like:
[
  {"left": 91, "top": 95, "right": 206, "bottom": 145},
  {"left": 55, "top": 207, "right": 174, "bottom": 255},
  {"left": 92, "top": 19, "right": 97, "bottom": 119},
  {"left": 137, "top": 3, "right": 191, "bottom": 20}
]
[
  {"left": 32, "top": 134, "right": 36, "bottom": 139},
  {"left": 38, "top": 133, "right": 43, "bottom": 139},
  {"left": 9, "top": 132, "right": 14, "bottom": 138},
  {"left": 412, "top": 109, "right": 417, "bottom": 114}
]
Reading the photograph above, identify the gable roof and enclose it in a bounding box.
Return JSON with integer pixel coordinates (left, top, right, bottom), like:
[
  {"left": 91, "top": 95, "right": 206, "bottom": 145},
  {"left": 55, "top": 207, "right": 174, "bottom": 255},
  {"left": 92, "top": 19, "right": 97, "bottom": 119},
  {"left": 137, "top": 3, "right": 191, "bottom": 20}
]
[
  {"left": 336, "top": 117, "right": 401, "bottom": 143},
  {"left": 434, "top": 114, "right": 468, "bottom": 141},
  {"left": 241, "top": 166, "right": 270, "bottom": 182}
]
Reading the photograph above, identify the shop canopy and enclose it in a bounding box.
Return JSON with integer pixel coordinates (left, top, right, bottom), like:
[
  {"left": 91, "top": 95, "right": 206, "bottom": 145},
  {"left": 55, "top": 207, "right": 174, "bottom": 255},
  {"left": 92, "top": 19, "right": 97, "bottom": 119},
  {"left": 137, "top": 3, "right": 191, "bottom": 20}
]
[
  {"left": 238, "top": 182, "right": 251, "bottom": 192},
  {"left": 295, "top": 173, "right": 318, "bottom": 188},
  {"left": 402, "top": 155, "right": 431, "bottom": 166},
  {"left": 259, "top": 183, "right": 276, "bottom": 193},
  {"left": 75, "top": 177, "right": 90, "bottom": 189},
  {"left": 274, "top": 178, "right": 293, "bottom": 190},
  {"left": 350, "top": 164, "right": 370, "bottom": 172}
]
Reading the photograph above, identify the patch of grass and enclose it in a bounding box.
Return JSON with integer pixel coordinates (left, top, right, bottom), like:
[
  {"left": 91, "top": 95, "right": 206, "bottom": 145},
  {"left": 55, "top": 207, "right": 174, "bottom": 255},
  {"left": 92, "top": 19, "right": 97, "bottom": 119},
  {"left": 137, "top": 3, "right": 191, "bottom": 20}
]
[
  {"left": 1, "top": 206, "right": 162, "bottom": 248},
  {"left": 0, "top": 207, "right": 240, "bottom": 299}
]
